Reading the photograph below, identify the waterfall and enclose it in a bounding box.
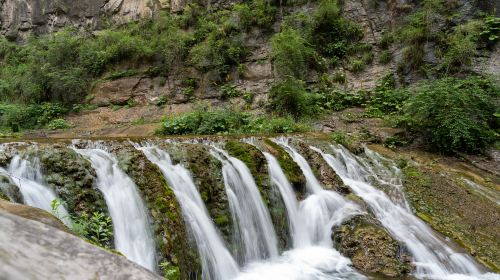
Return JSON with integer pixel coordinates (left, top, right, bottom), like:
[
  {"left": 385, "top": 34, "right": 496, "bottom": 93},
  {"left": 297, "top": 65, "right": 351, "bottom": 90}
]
[
  {"left": 272, "top": 138, "right": 360, "bottom": 246},
  {"left": 1, "top": 155, "right": 71, "bottom": 226},
  {"left": 136, "top": 144, "right": 239, "bottom": 280},
  {"left": 210, "top": 146, "right": 279, "bottom": 263},
  {"left": 72, "top": 145, "right": 156, "bottom": 271},
  {"left": 314, "top": 144, "right": 499, "bottom": 280},
  {"left": 262, "top": 152, "right": 305, "bottom": 248}
]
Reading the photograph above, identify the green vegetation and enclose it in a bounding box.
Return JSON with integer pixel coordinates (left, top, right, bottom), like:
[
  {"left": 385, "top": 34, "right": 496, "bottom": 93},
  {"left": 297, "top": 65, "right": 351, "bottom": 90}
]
[
  {"left": 51, "top": 199, "right": 113, "bottom": 249},
  {"left": 156, "top": 107, "right": 309, "bottom": 136},
  {"left": 403, "top": 76, "right": 498, "bottom": 154},
  {"left": 0, "top": 103, "right": 67, "bottom": 131}
]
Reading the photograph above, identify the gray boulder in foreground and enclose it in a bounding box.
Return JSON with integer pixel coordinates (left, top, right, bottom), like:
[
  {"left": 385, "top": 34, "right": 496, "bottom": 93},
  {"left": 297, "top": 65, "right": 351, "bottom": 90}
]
[{"left": 0, "top": 210, "right": 162, "bottom": 280}]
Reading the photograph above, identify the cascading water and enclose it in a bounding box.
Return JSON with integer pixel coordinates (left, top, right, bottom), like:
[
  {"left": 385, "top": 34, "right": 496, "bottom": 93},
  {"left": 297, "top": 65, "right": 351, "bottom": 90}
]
[
  {"left": 209, "top": 146, "right": 279, "bottom": 263},
  {"left": 272, "top": 138, "right": 361, "bottom": 247},
  {"left": 262, "top": 152, "right": 305, "bottom": 248},
  {"left": 461, "top": 178, "right": 499, "bottom": 206},
  {"left": 1, "top": 155, "right": 71, "bottom": 226},
  {"left": 72, "top": 144, "right": 156, "bottom": 271},
  {"left": 136, "top": 143, "right": 239, "bottom": 280},
  {"left": 314, "top": 144, "right": 500, "bottom": 280}
]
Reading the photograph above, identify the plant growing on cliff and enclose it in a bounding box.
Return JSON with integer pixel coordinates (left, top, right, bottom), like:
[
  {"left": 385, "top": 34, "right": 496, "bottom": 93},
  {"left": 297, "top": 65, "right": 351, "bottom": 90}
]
[
  {"left": 271, "top": 28, "right": 313, "bottom": 79},
  {"left": 268, "top": 78, "right": 316, "bottom": 119}
]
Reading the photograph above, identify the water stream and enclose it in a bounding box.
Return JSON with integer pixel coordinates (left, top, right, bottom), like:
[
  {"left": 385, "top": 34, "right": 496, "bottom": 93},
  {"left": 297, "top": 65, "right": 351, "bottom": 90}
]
[
  {"left": 210, "top": 146, "right": 279, "bottom": 263},
  {"left": 313, "top": 144, "right": 498, "bottom": 280},
  {"left": 73, "top": 144, "right": 156, "bottom": 271},
  {"left": 136, "top": 143, "right": 239, "bottom": 280},
  {"left": 1, "top": 155, "right": 71, "bottom": 226}
]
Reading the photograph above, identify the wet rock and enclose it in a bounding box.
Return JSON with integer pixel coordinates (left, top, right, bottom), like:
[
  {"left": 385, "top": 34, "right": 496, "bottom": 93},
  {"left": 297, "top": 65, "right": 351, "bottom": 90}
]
[
  {"left": 177, "top": 143, "right": 233, "bottom": 244},
  {"left": 0, "top": 210, "right": 162, "bottom": 280},
  {"left": 332, "top": 215, "right": 413, "bottom": 278},
  {"left": 115, "top": 144, "right": 201, "bottom": 278},
  {"left": 291, "top": 140, "right": 350, "bottom": 194},
  {"left": 0, "top": 173, "right": 23, "bottom": 203},
  {"left": 35, "top": 146, "right": 108, "bottom": 217}
]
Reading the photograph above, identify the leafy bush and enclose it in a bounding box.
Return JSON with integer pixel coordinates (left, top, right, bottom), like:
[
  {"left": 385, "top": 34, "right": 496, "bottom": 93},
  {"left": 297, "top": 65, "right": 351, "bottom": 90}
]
[
  {"left": 268, "top": 78, "right": 316, "bottom": 119},
  {"left": 379, "top": 50, "right": 392, "bottom": 64},
  {"left": 271, "top": 28, "right": 313, "bottom": 79},
  {"left": 367, "top": 74, "right": 410, "bottom": 116},
  {"left": 51, "top": 199, "right": 113, "bottom": 248},
  {"left": 439, "top": 20, "right": 483, "bottom": 74},
  {"left": 47, "top": 119, "right": 71, "bottom": 130},
  {"left": 157, "top": 108, "right": 309, "bottom": 135},
  {"left": 311, "top": 0, "right": 363, "bottom": 59},
  {"left": 0, "top": 103, "right": 67, "bottom": 131},
  {"left": 403, "top": 76, "right": 499, "bottom": 154}
]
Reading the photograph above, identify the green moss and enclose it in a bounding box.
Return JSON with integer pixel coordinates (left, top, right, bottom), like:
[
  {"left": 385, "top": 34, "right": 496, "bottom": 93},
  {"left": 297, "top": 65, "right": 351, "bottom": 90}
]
[
  {"left": 263, "top": 139, "right": 306, "bottom": 196},
  {"left": 36, "top": 147, "right": 108, "bottom": 217},
  {"left": 333, "top": 215, "right": 412, "bottom": 277},
  {"left": 0, "top": 189, "right": 9, "bottom": 201},
  {"left": 181, "top": 143, "right": 233, "bottom": 243},
  {"left": 224, "top": 140, "right": 290, "bottom": 251},
  {"left": 403, "top": 165, "right": 500, "bottom": 272}
]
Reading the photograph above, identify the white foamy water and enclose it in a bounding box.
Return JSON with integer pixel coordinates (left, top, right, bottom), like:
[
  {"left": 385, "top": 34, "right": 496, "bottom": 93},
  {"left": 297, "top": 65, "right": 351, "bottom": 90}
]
[
  {"left": 210, "top": 146, "right": 279, "bottom": 263},
  {"left": 2, "top": 155, "right": 71, "bottom": 226},
  {"left": 272, "top": 138, "right": 361, "bottom": 247},
  {"left": 136, "top": 144, "right": 239, "bottom": 280},
  {"left": 314, "top": 144, "right": 499, "bottom": 280},
  {"left": 73, "top": 145, "right": 156, "bottom": 271}
]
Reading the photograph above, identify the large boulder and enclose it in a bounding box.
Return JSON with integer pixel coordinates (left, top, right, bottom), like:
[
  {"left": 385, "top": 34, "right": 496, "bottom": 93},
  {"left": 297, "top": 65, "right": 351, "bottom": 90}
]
[
  {"left": 0, "top": 199, "right": 70, "bottom": 233},
  {"left": 0, "top": 209, "right": 162, "bottom": 280}
]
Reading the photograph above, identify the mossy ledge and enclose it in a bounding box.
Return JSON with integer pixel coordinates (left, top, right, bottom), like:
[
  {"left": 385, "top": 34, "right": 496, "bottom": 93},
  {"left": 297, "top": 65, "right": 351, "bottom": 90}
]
[
  {"left": 402, "top": 164, "right": 500, "bottom": 272},
  {"left": 224, "top": 140, "right": 290, "bottom": 251},
  {"left": 115, "top": 144, "right": 201, "bottom": 278}
]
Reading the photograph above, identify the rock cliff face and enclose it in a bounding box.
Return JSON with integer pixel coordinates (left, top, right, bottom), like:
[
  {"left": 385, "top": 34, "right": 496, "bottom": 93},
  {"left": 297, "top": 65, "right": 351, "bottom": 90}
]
[{"left": 0, "top": 0, "right": 170, "bottom": 41}]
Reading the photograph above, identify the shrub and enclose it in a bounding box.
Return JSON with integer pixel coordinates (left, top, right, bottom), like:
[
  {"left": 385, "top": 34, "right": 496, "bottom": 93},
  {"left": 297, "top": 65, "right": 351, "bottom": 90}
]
[
  {"left": 47, "top": 119, "right": 71, "bottom": 130},
  {"left": 379, "top": 50, "right": 392, "bottom": 64},
  {"left": 51, "top": 199, "right": 113, "bottom": 248},
  {"left": 271, "top": 28, "right": 313, "bottom": 79},
  {"left": 0, "top": 102, "right": 67, "bottom": 131},
  {"left": 367, "top": 74, "right": 410, "bottom": 116},
  {"left": 268, "top": 78, "right": 315, "bottom": 119},
  {"left": 439, "top": 20, "right": 483, "bottom": 74},
  {"left": 157, "top": 108, "right": 309, "bottom": 135},
  {"left": 348, "top": 58, "right": 365, "bottom": 72},
  {"left": 403, "top": 76, "right": 499, "bottom": 154},
  {"left": 311, "top": 0, "right": 363, "bottom": 59}
]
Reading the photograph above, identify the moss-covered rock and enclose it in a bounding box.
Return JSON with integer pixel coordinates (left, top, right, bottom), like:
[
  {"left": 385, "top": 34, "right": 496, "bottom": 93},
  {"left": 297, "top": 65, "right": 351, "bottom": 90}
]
[
  {"left": 263, "top": 139, "right": 306, "bottom": 199},
  {"left": 115, "top": 144, "right": 200, "bottom": 278},
  {"left": 333, "top": 215, "right": 413, "bottom": 278},
  {"left": 403, "top": 165, "right": 500, "bottom": 272},
  {"left": 291, "top": 139, "right": 350, "bottom": 194},
  {"left": 224, "top": 140, "right": 290, "bottom": 251},
  {"left": 35, "top": 146, "right": 108, "bottom": 217},
  {"left": 178, "top": 143, "right": 233, "bottom": 244},
  {"left": 0, "top": 174, "right": 23, "bottom": 203}
]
